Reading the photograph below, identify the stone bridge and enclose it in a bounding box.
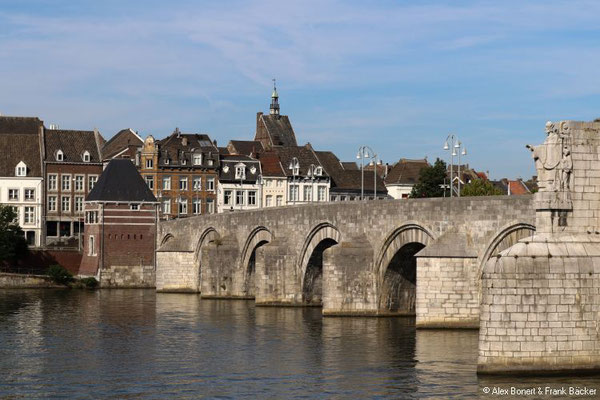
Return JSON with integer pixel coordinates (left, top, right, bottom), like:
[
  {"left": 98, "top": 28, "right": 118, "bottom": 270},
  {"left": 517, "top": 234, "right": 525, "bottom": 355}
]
[{"left": 156, "top": 196, "right": 534, "bottom": 328}]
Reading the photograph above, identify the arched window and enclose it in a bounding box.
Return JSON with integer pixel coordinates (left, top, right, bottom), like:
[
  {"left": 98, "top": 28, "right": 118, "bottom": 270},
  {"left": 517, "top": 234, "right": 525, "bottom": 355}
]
[
  {"left": 15, "top": 161, "right": 27, "bottom": 177},
  {"left": 56, "top": 150, "right": 64, "bottom": 162},
  {"left": 82, "top": 151, "right": 90, "bottom": 162}
]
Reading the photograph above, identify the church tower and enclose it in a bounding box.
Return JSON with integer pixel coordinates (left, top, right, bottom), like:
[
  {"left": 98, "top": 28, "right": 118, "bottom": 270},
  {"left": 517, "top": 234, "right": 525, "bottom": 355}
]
[{"left": 270, "top": 79, "right": 280, "bottom": 116}]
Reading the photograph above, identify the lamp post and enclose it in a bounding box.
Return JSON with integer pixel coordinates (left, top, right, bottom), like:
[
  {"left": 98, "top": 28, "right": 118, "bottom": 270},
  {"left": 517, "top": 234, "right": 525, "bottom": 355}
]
[
  {"left": 288, "top": 157, "right": 299, "bottom": 204},
  {"left": 443, "top": 135, "right": 467, "bottom": 197},
  {"left": 356, "top": 146, "right": 377, "bottom": 200}
]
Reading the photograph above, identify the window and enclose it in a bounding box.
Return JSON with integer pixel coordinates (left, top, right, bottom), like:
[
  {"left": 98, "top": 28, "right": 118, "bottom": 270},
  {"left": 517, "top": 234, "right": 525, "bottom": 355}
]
[
  {"left": 179, "top": 177, "right": 188, "bottom": 191},
  {"left": 24, "top": 189, "right": 35, "bottom": 201},
  {"left": 236, "top": 190, "right": 244, "bottom": 205},
  {"left": 162, "top": 199, "right": 171, "bottom": 214},
  {"left": 89, "top": 235, "right": 96, "bottom": 256},
  {"left": 208, "top": 159, "right": 214, "bottom": 166},
  {"left": 61, "top": 196, "right": 71, "bottom": 212},
  {"left": 193, "top": 154, "right": 202, "bottom": 165},
  {"left": 207, "top": 177, "right": 215, "bottom": 191},
  {"left": 276, "top": 195, "right": 283, "bottom": 206},
  {"left": 56, "top": 150, "right": 64, "bottom": 161},
  {"left": 86, "top": 211, "right": 99, "bottom": 224},
  {"left": 264, "top": 179, "right": 270, "bottom": 187},
  {"left": 235, "top": 165, "right": 246, "bottom": 180},
  {"left": 8, "top": 189, "right": 18, "bottom": 201},
  {"left": 61, "top": 175, "right": 71, "bottom": 191},
  {"left": 145, "top": 159, "right": 153, "bottom": 169},
  {"left": 82, "top": 151, "right": 90, "bottom": 162},
  {"left": 48, "top": 174, "right": 57, "bottom": 191},
  {"left": 303, "top": 186, "right": 312, "bottom": 202},
  {"left": 145, "top": 176, "right": 154, "bottom": 190},
  {"left": 277, "top": 180, "right": 283, "bottom": 187},
  {"left": 315, "top": 166, "right": 323, "bottom": 176},
  {"left": 10, "top": 206, "right": 19, "bottom": 222},
  {"left": 248, "top": 191, "right": 256, "bottom": 206},
  {"left": 178, "top": 199, "right": 188, "bottom": 215},
  {"left": 74, "top": 175, "right": 84, "bottom": 192},
  {"left": 75, "top": 196, "right": 84, "bottom": 212},
  {"left": 46, "top": 221, "right": 58, "bottom": 237},
  {"left": 163, "top": 177, "right": 171, "bottom": 190},
  {"left": 193, "top": 198, "right": 201, "bottom": 214},
  {"left": 318, "top": 186, "right": 326, "bottom": 202},
  {"left": 289, "top": 185, "right": 299, "bottom": 202},
  {"left": 48, "top": 196, "right": 57, "bottom": 212},
  {"left": 207, "top": 199, "right": 214, "bottom": 214},
  {"left": 340, "top": 195, "right": 347, "bottom": 201},
  {"left": 130, "top": 204, "right": 139, "bottom": 210},
  {"left": 88, "top": 175, "right": 98, "bottom": 190},
  {"left": 193, "top": 176, "right": 201, "bottom": 191},
  {"left": 266, "top": 195, "right": 272, "bottom": 207},
  {"left": 24, "top": 207, "right": 34, "bottom": 224},
  {"left": 224, "top": 190, "right": 232, "bottom": 205}
]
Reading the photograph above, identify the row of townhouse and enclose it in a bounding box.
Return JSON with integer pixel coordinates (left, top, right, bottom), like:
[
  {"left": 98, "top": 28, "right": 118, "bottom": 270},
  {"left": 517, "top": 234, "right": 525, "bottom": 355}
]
[{"left": 0, "top": 87, "right": 390, "bottom": 249}]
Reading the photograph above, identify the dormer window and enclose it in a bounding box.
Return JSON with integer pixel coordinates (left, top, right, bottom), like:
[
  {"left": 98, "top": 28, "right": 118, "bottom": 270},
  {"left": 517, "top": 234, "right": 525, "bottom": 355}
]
[
  {"left": 193, "top": 153, "right": 202, "bottom": 165},
  {"left": 235, "top": 163, "right": 246, "bottom": 180},
  {"left": 16, "top": 161, "right": 27, "bottom": 177},
  {"left": 56, "top": 150, "right": 64, "bottom": 162},
  {"left": 223, "top": 165, "right": 229, "bottom": 173},
  {"left": 165, "top": 159, "right": 170, "bottom": 165},
  {"left": 208, "top": 159, "right": 214, "bottom": 166},
  {"left": 181, "top": 158, "right": 187, "bottom": 165},
  {"left": 250, "top": 166, "right": 257, "bottom": 174},
  {"left": 315, "top": 166, "right": 323, "bottom": 176},
  {"left": 82, "top": 151, "right": 90, "bottom": 162}
]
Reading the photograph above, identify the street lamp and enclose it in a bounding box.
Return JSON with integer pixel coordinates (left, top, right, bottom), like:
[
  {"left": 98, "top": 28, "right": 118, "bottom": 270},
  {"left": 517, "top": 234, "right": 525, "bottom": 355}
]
[
  {"left": 288, "top": 157, "right": 299, "bottom": 204},
  {"left": 356, "top": 146, "right": 377, "bottom": 200},
  {"left": 443, "top": 135, "right": 467, "bottom": 197}
]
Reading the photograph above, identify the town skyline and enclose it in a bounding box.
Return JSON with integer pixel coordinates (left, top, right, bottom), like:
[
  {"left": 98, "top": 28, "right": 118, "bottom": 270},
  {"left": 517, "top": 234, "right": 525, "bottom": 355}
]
[{"left": 3, "top": 1, "right": 600, "bottom": 180}]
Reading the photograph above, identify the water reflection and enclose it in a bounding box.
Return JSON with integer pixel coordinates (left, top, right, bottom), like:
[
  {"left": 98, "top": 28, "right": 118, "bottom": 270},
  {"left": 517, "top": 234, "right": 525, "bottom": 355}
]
[{"left": 0, "top": 290, "right": 597, "bottom": 399}]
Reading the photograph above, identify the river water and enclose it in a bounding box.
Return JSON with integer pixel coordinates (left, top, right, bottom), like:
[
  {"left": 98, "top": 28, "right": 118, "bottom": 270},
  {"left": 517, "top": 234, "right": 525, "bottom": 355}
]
[{"left": 0, "top": 289, "right": 597, "bottom": 399}]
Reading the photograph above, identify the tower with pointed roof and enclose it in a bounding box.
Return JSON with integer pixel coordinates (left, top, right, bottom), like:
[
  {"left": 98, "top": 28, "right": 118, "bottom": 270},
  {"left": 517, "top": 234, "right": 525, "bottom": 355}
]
[{"left": 270, "top": 79, "right": 280, "bottom": 116}]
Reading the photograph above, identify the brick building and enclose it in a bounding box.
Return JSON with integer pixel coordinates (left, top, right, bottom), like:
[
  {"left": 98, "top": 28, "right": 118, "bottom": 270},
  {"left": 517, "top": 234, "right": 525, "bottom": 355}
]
[
  {"left": 79, "top": 159, "right": 159, "bottom": 287},
  {"left": 44, "top": 128, "right": 104, "bottom": 247},
  {"left": 101, "top": 128, "right": 143, "bottom": 163},
  {"left": 139, "top": 129, "right": 219, "bottom": 218}
]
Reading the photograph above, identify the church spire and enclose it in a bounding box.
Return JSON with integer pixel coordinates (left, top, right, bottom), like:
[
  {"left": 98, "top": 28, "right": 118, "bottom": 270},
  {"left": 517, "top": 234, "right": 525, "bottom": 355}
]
[{"left": 270, "top": 78, "right": 280, "bottom": 116}]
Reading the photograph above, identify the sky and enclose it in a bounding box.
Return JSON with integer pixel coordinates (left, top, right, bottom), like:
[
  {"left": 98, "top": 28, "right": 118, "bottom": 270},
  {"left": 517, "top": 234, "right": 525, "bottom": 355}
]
[{"left": 1, "top": 0, "right": 600, "bottom": 179}]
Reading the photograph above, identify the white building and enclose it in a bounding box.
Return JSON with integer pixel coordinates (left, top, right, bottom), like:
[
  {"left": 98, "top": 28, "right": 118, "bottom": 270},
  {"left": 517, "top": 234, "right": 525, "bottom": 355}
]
[
  {"left": 217, "top": 155, "right": 262, "bottom": 213},
  {"left": 0, "top": 117, "right": 45, "bottom": 246},
  {"left": 384, "top": 159, "right": 429, "bottom": 199}
]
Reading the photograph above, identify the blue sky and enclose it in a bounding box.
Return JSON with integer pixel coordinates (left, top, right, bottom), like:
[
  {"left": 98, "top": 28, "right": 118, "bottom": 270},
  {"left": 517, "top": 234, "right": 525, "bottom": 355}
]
[{"left": 1, "top": 0, "right": 600, "bottom": 179}]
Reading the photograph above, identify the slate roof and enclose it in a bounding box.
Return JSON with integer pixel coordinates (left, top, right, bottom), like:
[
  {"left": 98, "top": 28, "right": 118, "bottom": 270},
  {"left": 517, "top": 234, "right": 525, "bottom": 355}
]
[
  {"left": 257, "top": 151, "right": 286, "bottom": 177},
  {"left": 341, "top": 162, "right": 359, "bottom": 171},
  {"left": 227, "top": 140, "right": 264, "bottom": 156},
  {"left": 102, "top": 128, "right": 143, "bottom": 160},
  {"left": 45, "top": 129, "right": 103, "bottom": 163},
  {"left": 315, "top": 151, "right": 387, "bottom": 194},
  {"left": 385, "top": 159, "right": 429, "bottom": 185},
  {"left": 219, "top": 155, "right": 261, "bottom": 183},
  {"left": 0, "top": 116, "right": 43, "bottom": 177},
  {"left": 0, "top": 116, "right": 42, "bottom": 135},
  {"left": 255, "top": 113, "right": 298, "bottom": 148},
  {"left": 86, "top": 159, "right": 157, "bottom": 202},
  {"left": 271, "top": 145, "right": 327, "bottom": 177},
  {"left": 157, "top": 130, "right": 219, "bottom": 167}
]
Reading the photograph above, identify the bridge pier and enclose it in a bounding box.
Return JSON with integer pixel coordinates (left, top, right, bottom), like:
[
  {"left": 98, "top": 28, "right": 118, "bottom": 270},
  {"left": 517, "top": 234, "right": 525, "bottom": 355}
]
[
  {"left": 254, "top": 238, "right": 302, "bottom": 306},
  {"left": 201, "top": 236, "right": 251, "bottom": 299},
  {"left": 155, "top": 250, "right": 199, "bottom": 292},
  {"left": 322, "top": 235, "right": 378, "bottom": 316}
]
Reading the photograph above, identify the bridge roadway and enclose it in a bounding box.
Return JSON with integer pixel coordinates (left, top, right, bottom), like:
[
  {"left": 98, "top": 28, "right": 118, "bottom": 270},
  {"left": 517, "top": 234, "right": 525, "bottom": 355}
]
[{"left": 156, "top": 195, "right": 534, "bottom": 328}]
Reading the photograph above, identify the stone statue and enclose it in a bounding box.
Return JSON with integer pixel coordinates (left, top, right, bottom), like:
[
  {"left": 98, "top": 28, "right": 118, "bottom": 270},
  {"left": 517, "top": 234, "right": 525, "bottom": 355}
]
[{"left": 526, "top": 121, "right": 569, "bottom": 192}]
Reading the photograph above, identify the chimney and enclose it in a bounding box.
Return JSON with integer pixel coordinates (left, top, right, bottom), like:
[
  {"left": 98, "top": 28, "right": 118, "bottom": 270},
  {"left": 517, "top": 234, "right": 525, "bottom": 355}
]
[{"left": 213, "top": 139, "right": 217, "bottom": 147}]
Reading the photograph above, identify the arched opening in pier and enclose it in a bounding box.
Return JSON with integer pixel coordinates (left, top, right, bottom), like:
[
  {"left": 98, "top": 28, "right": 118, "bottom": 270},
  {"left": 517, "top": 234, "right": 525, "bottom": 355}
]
[
  {"left": 241, "top": 227, "right": 272, "bottom": 298},
  {"left": 302, "top": 238, "right": 338, "bottom": 306},
  {"left": 380, "top": 242, "right": 425, "bottom": 315},
  {"left": 244, "top": 240, "right": 269, "bottom": 297}
]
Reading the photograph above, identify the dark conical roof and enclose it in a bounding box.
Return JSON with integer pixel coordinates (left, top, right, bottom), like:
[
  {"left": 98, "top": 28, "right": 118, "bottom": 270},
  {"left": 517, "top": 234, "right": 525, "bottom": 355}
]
[{"left": 86, "top": 159, "right": 157, "bottom": 202}]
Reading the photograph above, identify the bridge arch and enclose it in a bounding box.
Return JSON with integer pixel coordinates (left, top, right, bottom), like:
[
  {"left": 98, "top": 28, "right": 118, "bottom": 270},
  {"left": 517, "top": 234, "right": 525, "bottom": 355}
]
[
  {"left": 194, "top": 227, "right": 220, "bottom": 262},
  {"left": 240, "top": 227, "right": 273, "bottom": 296},
  {"left": 376, "top": 222, "right": 435, "bottom": 315},
  {"left": 477, "top": 221, "right": 535, "bottom": 279},
  {"left": 160, "top": 233, "right": 174, "bottom": 247},
  {"left": 298, "top": 222, "right": 341, "bottom": 305}
]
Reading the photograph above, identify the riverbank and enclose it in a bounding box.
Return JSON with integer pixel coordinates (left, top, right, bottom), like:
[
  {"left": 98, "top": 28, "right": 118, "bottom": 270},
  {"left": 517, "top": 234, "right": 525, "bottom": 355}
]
[{"left": 0, "top": 272, "right": 61, "bottom": 288}]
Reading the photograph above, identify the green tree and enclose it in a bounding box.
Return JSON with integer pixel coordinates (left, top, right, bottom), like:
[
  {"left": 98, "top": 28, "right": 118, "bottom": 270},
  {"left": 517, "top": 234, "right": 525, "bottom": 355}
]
[
  {"left": 0, "top": 205, "right": 28, "bottom": 262},
  {"left": 460, "top": 179, "right": 503, "bottom": 197},
  {"left": 409, "top": 158, "right": 448, "bottom": 198}
]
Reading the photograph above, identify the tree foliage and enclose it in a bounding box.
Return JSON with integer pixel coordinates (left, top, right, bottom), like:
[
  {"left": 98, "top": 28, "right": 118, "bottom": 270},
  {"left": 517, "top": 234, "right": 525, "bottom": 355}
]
[
  {"left": 460, "top": 179, "right": 504, "bottom": 197},
  {"left": 0, "top": 205, "right": 28, "bottom": 262},
  {"left": 409, "top": 158, "right": 448, "bottom": 198}
]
